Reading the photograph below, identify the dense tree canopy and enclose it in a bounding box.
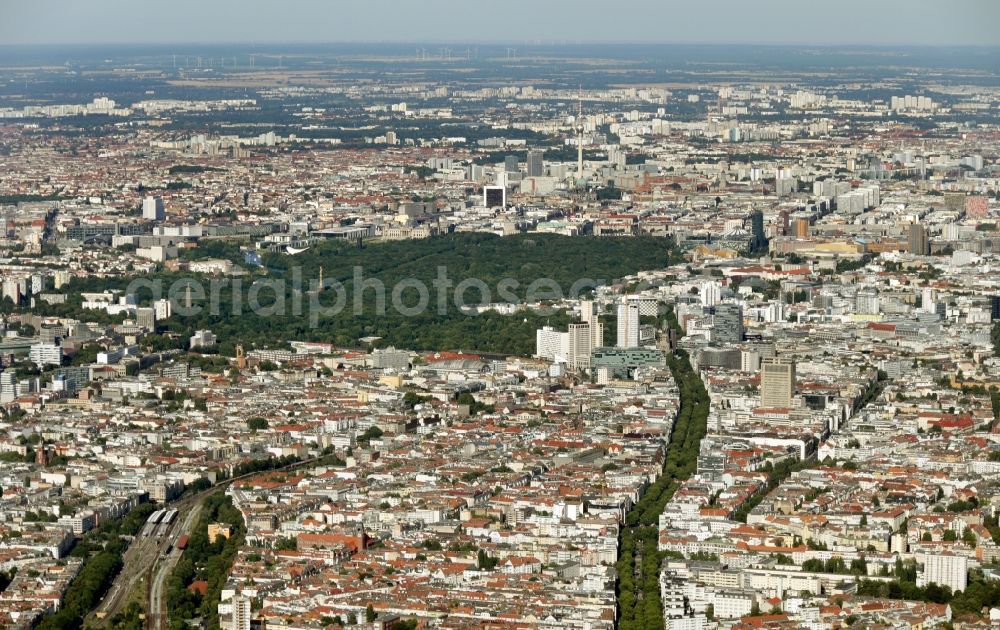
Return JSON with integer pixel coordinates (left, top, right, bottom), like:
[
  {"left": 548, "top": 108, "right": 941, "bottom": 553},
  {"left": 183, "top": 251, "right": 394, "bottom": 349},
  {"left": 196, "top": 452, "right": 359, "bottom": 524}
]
[
  {"left": 23, "top": 233, "right": 679, "bottom": 356},
  {"left": 165, "top": 492, "right": 246, "bottom": 630},
  {"left": 35, "top": 503, "right": 156, "bottom": 630},
  {"left": 617, "top": 311, "right": 709, "bottom": 630}
]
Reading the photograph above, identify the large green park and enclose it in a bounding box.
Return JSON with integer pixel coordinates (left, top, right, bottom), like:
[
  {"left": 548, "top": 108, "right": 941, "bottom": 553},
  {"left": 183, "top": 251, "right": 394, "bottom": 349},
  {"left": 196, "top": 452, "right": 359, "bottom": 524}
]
[{"left": 16, "top": 233, "right": 681, "bottom": 357}]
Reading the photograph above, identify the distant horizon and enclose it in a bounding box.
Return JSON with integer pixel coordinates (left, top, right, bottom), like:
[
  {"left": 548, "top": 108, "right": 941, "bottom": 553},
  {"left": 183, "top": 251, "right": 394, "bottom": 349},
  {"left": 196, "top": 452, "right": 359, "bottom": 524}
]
[
  {"left": 1, "top": 41, "right": 999, "bottom": 50},
  {"left": 2, "top": 1, "right": 998, "bottom": 48}
]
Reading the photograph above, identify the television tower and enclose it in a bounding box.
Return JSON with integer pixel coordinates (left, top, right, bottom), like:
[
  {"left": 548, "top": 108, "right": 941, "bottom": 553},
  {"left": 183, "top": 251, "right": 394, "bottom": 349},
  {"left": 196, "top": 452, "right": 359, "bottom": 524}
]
[{"left": 577, "top": 86, "right": 584, "bottom": 185}]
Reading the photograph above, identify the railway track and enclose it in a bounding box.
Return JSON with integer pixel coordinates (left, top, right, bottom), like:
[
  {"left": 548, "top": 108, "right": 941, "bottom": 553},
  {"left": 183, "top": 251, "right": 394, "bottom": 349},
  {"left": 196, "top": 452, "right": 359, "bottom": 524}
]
[{"left": 90, "top": 456, "right": 324, "bottom": 626}]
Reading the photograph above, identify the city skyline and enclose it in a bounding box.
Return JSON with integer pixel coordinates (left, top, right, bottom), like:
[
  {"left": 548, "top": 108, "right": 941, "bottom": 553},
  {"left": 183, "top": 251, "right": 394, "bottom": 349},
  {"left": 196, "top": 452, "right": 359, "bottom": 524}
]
[{"left": 2, "top": 5, "right": 1000, "bottom": 629}]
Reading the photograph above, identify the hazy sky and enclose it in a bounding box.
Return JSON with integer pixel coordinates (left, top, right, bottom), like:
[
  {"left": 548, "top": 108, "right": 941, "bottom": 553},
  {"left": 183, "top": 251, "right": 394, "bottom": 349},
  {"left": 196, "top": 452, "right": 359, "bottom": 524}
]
[{"left": 1, "top": 0, "right": 998, "bottom": 47}]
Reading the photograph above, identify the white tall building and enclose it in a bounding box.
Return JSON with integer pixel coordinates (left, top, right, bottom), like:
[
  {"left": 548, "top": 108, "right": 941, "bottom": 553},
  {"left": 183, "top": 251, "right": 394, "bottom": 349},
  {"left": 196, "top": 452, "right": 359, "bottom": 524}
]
[
  {"left": 700, "top": 281, "right": 722, "bottom": 307},
  {"left": 741, "top": 349, "right": 761, "bottom": 373},
  {"left": 922, "top": 287, "right": 936, "bottom": 314},
  {"left": 0, "top": 372, "right": 16, "bottom": 404},
  {"left": 142, "top": 196, "right": 165, "bottom": 221},
  {"left": 580, "top": 301, "right": 605, "bottom": 348},
  {"left": 154, "top": 298, "right": 173, "bottom": 321},
  {"left": 29, "top": 342, "right": 63, "bottom": 369},
  {"left": 568, "top": 323, "right": 599, "bottom": 370},
  {"left": 536, "top": 326, "right": 570, "bottom": 362},
  {"left": 762, "top": 301, "right": 785, "bottom": 323},
  {"left": 917, "top": 552, "right": 967, "bottom": 593},
  {"left": 537, "top": 319, "right": 603, "bottom": 370},
  {"left": 230, "top": 595, "right": 251, "bottom": 630},
  {"left": 590, "top": 318, "right": 604, "bottom": 349},
  {"left": 190, "top": 330, "right": 217, "bottom": 349},
  {"left": 616, "top": 302, "right": 640, "bottom": 348}
]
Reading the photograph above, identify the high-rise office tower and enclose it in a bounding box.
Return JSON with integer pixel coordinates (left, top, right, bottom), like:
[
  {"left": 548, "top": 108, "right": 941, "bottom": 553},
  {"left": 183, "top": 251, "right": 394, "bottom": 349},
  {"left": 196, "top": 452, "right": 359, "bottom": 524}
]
[
  {"left": 504, "top": 155, "right": 520, "bottom": 173},
  {"left": 136, "top": 307, "right": 156, "bottom": 331},
  {"left": 750, "top": 210, "right": 767, "bottom": 252},
  {"left": 760, "top": 358, "right": 795, "bottom": 408},
  {"left": 527, "top": 150, "right": 544, "bottom": 177},
  {"left": 536, "top": 326, "right": 569, "bottom": 362},
  {"left": 991, "top": 295, "right": 1000, "bottom": 321},
  {"left": 579, "top": 301, "right": 604, "bottom": 347},
  {"left": 700, "top": 281, "right": 722, "bottom": 307},
  {"left": 712, "top": 303, "right": 744, "bottom": 344},
  {"left": 568, "top": 323, "right": 593, "bottom": 370},
  {"left": 908, "top": 223, "right": 929, "bottom": 255},
  {"left": 922, "top": 287, "right": 936, "bottom": 314},
  {"left": 0, "top": 371, "right": 16, "bottom": 404},
  {"left": 792, "top": 217, "right": 809, "bottom": 238},
  {"left": 591, "top": 318, "right": 604, "bottom": 350},
  {"left": 616, "top": 302, "right": 640, "bottom": 348},
  {"left": 154, "top": 298, "right": 172, "bottom": 321},
  {"left": 142, "top": 196, "right": 165, "bottom": 221}
]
